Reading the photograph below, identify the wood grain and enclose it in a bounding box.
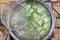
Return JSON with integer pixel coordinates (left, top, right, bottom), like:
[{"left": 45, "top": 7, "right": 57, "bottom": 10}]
[
  {"left": 54, "top": 29, "right": 59, "bottom": 34},
  {"left": 53, "top": 2, "right": 60, "bottom": 16},
  {"left": 54, "top": 34, "right": 59, "bottom": 40},
  {"left": 0, "top": 0, "right": 16, "bottom": 3},
  {"left": 57, "top": 19, "right": 60, "bottom": 26},
  {"left": 53, "top": 2, "right": 60, "bottom": 27}
]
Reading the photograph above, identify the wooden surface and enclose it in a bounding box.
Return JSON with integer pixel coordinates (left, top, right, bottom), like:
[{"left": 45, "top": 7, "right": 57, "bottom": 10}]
[
  {"left": 0, "top": 26, "right": 10, "bottom": 40},
  {"left": 0, "top": 0, "right": 16, "bottom": 3},
  {"left": 0, "top": 0, "right": 17, "bottom": 11},
  {"left": 53, "top": 2, "right": 60, "bottom": 26},
  {"left": 0, "top": 0, "right": 60, "bottom": 40},
  {"left": 57, "top": 19, "right": 60, "bottom": 26},
  {"left": 53, "top": 2, "right": 60, "bottom": 40}
]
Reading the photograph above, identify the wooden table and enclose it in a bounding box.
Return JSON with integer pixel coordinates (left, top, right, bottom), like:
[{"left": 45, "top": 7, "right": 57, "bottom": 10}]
[
  {"left": 53, "top": 2, "right": 60, "bottom": 40},
  {"left": 0, "top": 0, "right": 60, "bottom": 40}
]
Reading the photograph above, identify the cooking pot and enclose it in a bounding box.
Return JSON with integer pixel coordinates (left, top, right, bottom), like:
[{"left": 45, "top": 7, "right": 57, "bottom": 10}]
[{"left": 1, "top": 0, "right": 56, "bottom": 40}]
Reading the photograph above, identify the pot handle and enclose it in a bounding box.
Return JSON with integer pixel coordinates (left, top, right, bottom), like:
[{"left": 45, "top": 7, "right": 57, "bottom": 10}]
[{"left": 0, "top": 12, "right": 3, "bottom": 26}]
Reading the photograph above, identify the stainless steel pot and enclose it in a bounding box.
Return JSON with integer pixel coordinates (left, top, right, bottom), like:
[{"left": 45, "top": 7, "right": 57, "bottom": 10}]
[{"left": 1, "top": 0, "right": 56, "bottom": 40}]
